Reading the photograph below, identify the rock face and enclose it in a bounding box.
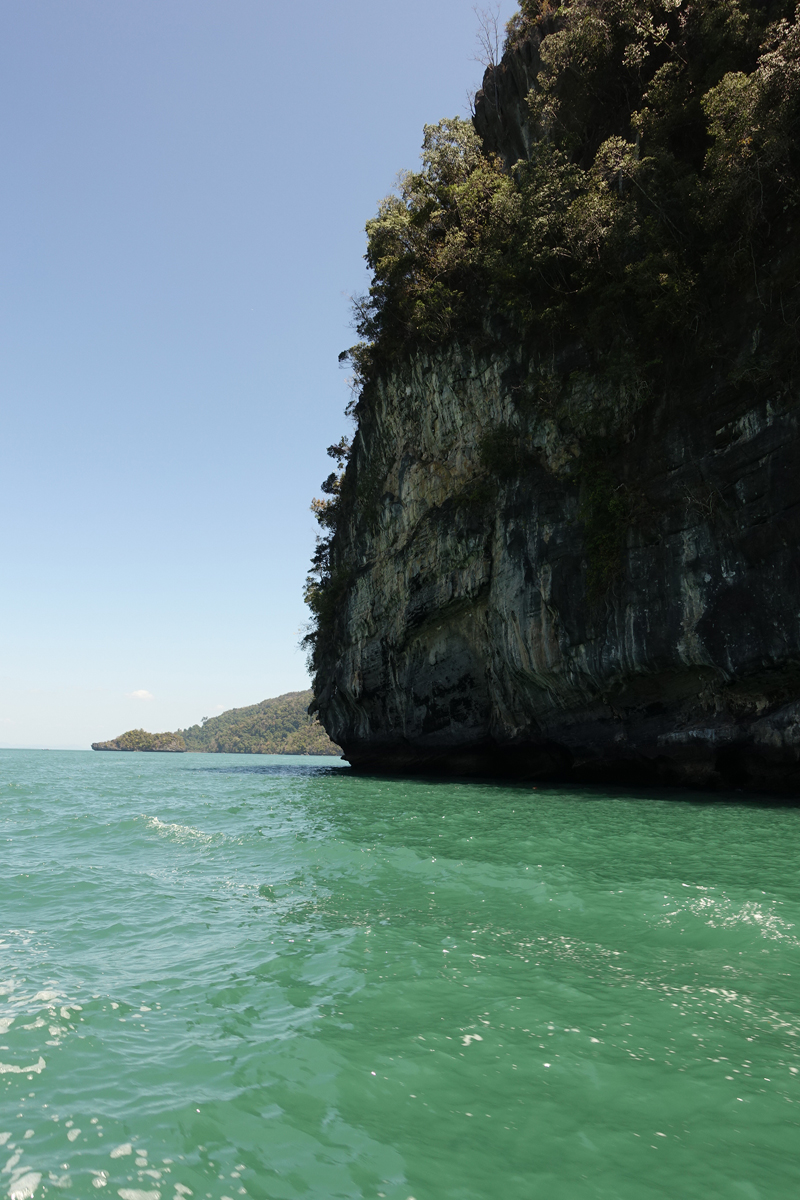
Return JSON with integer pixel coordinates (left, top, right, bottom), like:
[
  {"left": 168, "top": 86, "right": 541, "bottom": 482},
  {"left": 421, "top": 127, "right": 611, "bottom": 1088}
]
[
  {"left": 312, "top": 14, "right": 800, "bottom": 794},
  {"left": 472, "top": 20, "right": 550, "bottom": 168},
  {"left": 314, "top": 337, "right": 800, "bottom": 792}
]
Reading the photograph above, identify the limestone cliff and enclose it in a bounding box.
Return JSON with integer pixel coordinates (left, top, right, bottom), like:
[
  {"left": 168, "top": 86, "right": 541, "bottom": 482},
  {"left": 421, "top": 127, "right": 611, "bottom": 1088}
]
[{"left": 309, "top": 1, "right": 800, "bottom": 792}]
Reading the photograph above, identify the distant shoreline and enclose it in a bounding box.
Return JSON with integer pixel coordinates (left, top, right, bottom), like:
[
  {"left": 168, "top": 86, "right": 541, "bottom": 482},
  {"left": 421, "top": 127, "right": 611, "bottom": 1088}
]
[
  {"left": 90, "top": 690, "right": 341, "bottom": 756},
  {"left": 1, "top": 746, "right": 342, "bottom": 755}
]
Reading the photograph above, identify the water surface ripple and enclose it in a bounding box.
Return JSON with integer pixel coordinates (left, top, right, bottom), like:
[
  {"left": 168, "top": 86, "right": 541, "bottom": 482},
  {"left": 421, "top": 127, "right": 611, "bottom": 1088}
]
[{"left": 1, "top": 750, "right": 799, "bottom": 1199}]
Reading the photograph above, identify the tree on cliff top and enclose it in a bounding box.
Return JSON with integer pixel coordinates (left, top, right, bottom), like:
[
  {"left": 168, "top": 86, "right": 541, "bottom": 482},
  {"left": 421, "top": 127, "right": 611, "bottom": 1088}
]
[
  {"left": 350, "top": 0, "right": 799, "bottom": 366},
  {"left": 305, "top": 0, "right": 800, "bottom": 670}
]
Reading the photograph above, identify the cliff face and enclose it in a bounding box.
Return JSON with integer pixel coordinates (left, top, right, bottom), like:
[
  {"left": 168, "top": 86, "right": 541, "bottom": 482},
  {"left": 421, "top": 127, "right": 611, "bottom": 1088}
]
[
  {"left": 472, "top": 19, "right": 549, "bottom": 168},
  {"left": 312, "top": 5, "right": 800, "bottom": 792},
  {"left": 314, "top": 337, "right": 800, "bottom": 791}
]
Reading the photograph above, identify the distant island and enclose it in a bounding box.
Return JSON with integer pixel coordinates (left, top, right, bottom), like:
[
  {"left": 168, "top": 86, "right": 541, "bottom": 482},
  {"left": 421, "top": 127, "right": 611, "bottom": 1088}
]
[
  {"left": 92, "top": 728, "right": 187, "bottom": 752},
  {"left": 92, "top": 690, "right": 341, "bottom": 755}
]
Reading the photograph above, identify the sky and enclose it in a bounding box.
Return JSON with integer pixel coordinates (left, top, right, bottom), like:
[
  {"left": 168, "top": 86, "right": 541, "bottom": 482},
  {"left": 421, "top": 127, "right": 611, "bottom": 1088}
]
[{"left": 0, "top": 0, "right": 519, "bottom": 749}]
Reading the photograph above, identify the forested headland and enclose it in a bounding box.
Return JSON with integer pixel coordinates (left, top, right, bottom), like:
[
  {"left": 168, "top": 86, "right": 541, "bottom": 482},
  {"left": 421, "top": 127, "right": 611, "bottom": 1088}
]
[{"left": 92, "top": 691, "right": 340, "bottom": 755}]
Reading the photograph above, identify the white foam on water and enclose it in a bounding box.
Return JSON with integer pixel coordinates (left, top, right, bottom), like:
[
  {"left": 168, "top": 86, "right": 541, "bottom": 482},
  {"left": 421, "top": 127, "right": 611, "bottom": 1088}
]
[
  {"left": 0, "top": 1020, "right": 13, "bottom": 1035},
  {"left": 118, "top": 1190, "right": 160, "bottom": 1200},
  {"left": 31, "top": 992, "right": 57, "bottom": 1004},
  {"left": 8, "top": 1171, "right": 41, "bottom": 1199},
  {"left": 110, "top": 1144, "right": 132, "bottom": 1159},
  {"left": 173, "top": 1185, "right": 192, "bottom": 1196},
  {"left": 4, "top": 1057, "right": 44, "bottom": 1077},
  {"left": 0, "top": 1138, "right": 10, "bottom": 1148},
  {"left": 144, "top": 816, "right": 212, "bottom": 845},
  {"left": 67, "top": 1129, "right": 80, "bottom": 1143},
  {"left": 0, "top": 1059, "right": 45, "bottom": 1077},
  {"left": 670, "top": 892, "right": 799, "bottom": 946},
  {"left": 3, "top": 1153, "right": 22, "bottom": 1173}
]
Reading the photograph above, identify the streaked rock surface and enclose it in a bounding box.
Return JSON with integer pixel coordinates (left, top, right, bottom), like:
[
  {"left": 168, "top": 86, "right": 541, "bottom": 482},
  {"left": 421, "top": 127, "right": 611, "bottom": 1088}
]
[{"left": 315, "top": 338, "right": 800, "bottom": 791}]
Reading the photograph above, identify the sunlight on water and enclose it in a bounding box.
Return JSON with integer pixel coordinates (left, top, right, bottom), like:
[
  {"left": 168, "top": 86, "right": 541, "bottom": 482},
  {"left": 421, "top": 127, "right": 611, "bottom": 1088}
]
[{"left": 1, "top": 750, "right": 798, "bottom": 1199}]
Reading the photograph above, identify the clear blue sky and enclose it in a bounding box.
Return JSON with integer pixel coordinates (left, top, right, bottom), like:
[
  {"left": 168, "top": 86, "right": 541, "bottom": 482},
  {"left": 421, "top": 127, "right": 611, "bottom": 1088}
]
[{"left": 0, "top": 0, "right": 518, "bottom": 749}]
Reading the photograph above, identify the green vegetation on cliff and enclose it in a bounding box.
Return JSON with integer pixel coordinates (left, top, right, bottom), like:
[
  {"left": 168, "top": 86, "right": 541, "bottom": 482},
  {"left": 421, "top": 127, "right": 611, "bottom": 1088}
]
[
  {"left": 92, "top": 729, "right": 186, "bottom": 752},
  {"left": 177, "top": 692, "right": 340, "bottom": 755},
  {"left": 93, "top": 692, "right": 341, "bottom": 755},
  {"left": 353, "top": 0, "right": 799, "bottom": 362},
  {"left": 305, "top": 0, "right": 800, "bottom": 668}
]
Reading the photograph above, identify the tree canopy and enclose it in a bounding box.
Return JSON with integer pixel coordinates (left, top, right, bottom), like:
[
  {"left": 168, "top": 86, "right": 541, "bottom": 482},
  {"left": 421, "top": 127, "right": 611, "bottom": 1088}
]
[{"left": 305, "top": 0, "right": 800, "bottom": 671}]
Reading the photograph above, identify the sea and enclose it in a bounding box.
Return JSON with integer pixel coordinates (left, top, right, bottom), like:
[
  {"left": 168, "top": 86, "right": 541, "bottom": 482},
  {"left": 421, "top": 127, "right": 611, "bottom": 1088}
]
[{"left": 1, "top": 749, "right": 799, "bottom": 1200}]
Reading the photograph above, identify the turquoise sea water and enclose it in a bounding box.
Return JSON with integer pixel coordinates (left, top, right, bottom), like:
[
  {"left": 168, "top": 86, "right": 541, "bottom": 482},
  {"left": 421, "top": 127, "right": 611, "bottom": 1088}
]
[{"left": 1, "top": 750, "right": 799, "bottom": 1200}]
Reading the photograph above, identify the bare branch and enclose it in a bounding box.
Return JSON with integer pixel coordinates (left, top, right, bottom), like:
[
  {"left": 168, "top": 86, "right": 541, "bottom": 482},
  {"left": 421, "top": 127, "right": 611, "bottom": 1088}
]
[{"left": 473, "top": 3, "right": 502, "bottom": 69}]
